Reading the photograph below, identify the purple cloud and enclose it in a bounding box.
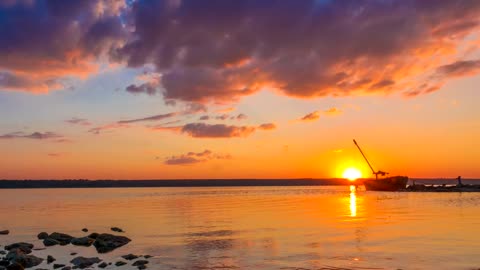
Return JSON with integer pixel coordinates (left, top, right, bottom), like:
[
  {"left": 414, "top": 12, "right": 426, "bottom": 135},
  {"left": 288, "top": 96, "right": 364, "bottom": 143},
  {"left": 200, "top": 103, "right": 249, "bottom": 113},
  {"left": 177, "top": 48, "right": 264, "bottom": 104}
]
[
  {"left": 65, "top": 117, "right": 91, "bottom": 126},
  {"left": 0, "top": 131, "right": 63, "bottom": 140},
  {"left": 165, "top": 149, "right": 232, "bottom": 165},
  {"left": 118, "top": 112, "right": 177, "bottom": 124}
]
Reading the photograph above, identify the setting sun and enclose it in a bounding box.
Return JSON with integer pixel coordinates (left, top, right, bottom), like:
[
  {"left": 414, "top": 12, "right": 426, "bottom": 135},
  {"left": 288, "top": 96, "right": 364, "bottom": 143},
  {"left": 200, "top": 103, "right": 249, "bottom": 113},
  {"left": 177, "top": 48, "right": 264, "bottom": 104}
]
[{"left": 343, "top": 168, "right": 362, "bottom": 181}]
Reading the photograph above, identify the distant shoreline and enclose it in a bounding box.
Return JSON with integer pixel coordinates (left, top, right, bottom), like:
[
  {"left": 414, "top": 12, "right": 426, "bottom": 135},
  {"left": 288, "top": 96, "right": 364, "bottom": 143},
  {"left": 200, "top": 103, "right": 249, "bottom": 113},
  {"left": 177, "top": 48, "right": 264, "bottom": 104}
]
[{"left": 0, "top": 178, "right": 479, "bottom": 189}]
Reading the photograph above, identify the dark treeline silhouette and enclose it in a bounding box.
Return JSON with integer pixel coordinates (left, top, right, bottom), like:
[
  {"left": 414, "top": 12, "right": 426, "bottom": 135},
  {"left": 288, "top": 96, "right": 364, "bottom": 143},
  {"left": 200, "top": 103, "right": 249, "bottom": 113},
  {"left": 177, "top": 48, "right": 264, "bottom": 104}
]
[{"left": 0, "top": 179, "right": 354, "bottom": 189}]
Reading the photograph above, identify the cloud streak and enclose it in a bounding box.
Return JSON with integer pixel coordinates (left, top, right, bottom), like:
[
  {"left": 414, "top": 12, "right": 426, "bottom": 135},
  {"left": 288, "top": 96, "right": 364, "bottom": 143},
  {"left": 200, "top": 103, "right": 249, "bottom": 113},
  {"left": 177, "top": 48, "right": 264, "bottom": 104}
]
[
  {"left": 0, "top": 131, "right": 63, "bottom": 140},
  {"left": 164, "top": 149, "right": 232, "bottom": 165}
]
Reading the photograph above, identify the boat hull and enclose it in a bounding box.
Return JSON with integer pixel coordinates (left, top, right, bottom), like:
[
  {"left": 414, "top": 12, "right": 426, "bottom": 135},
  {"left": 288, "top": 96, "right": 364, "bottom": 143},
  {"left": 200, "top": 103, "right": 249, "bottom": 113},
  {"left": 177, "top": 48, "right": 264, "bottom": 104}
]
[{"left": 363, "top": 176, "right": 408, "bottom": 191}]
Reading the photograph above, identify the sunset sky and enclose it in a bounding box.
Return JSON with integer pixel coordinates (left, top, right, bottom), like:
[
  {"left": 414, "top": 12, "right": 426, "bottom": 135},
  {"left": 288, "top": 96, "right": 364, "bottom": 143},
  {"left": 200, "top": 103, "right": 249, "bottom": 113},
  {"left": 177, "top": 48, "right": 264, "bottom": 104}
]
[{"left": 0, "top": 0, "right": 479, "bottom": 179}]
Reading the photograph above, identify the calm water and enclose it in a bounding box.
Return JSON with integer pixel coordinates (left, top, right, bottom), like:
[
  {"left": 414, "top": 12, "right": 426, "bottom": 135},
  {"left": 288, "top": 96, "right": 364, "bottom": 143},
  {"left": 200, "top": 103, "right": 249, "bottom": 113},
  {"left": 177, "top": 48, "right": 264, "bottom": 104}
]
[{"left": 1, "top": 186, "right": 480, "bottom": 269}]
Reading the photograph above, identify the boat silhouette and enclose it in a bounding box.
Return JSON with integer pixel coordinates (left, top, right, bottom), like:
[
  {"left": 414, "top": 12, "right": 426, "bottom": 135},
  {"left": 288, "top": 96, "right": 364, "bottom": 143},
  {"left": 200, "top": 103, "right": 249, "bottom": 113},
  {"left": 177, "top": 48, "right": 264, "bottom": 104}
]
[{"left": 353, "top": 139, "right": 408, "bottom": 191}]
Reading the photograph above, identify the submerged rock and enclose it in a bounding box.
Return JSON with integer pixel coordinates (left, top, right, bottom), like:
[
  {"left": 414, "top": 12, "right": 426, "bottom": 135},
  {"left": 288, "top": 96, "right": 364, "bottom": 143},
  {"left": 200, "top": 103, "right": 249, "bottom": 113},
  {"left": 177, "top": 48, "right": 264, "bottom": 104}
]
[
  {"left": 47, "top": 255, "right": 56, "bottom": 264},
  {"left": 114, "top": 261, "right": 127, "bottom": 266},
  {"left": 48, "top": 233, "right": 74, "bottom": 245},
  {"left": 4, "top": 243, "right": 33, "bottom": 254},
  {"left": 121, "top": 254, "right": 138, "bottom": 260},
  {"left": 97, "top": 262, "right": 108, "bottom": 268},
  {"left": 6, "top": 263, "right": 23, "bottom": 270},
  {"left": 61, "top": 267, "right": 71, "bottom": 270},
  {"left": 110, "top": 227, "right": 124, "bottom": 233},
  {"left": 37, "top": 232, "right": 48, "bottom": 240},
  {"left": 70, "top": 256, "right": 101, "bottom": 269},
  {"left": 6, "top": 249, "right": 43, "bottom": 268},
  {"left": 93, "top": 234, "right": 131, "bottom": 253},
  {"left": 132, "top": 260, "right": 149, "bottom": 266},
  {"left": 42, "top": 238, "right": 60, "bottom": 247},
  {"left": 71, "top": 237, "right": 94, "bottom": 247},
  {"left": 87, "top": 233, "right": 99, "bottom": 239},
  {"left": 52, "top": 264, "right": 65, "bottom": 269},
  {"left": 143, "top": 255, "right": 152, "bottom": 259},
  {"left": 0, "top": 230, "right": 9, "bottom": 235},
  {"left": 137, "top": 265, "right": 147, "bottom": 270},
  {"left": 81, "top": 228, "right": 88, "bottom": 233},
  {"left": 69, "top": 253, "right": 77, "bottom": 256}
]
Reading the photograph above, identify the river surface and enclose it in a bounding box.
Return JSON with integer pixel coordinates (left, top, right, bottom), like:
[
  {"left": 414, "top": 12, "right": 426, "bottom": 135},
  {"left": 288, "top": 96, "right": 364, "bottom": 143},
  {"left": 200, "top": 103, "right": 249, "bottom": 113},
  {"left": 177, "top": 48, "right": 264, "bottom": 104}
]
[{"left": 1, "top": 186, "right": 480, "bottom": 269}]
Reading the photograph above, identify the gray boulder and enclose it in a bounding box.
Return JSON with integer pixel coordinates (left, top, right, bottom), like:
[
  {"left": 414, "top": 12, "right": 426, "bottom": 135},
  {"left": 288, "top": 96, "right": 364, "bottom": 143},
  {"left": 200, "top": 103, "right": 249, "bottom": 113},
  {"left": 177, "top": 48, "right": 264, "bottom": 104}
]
[
  {"left": 70, "top": 256, "right": 101, "bottom": 269},
  {"left": 37, "top": 232, "right": 48, "bottom": 240},
  {"left": 93, "top": 234, "right": 131, "bottom": 253},
  {"left": 47, "top": 255, "right": 56, "bottom": 264},
  {"left": 121, "top": 254, "right": 138, "bottom": 260},
  {"left": 71, "top": 237, "right": 94, "bottom": 247},
  {"left": 48, "top": 233, "right": 74, "bottom": 245},
  {"left": 4, "top": 243, "right": 33, "bottom": 254},
  {"left": 6, "top": 249, "right": 43, "bottom": 268},
  {"left": 42, "top": 238, "right": 60, "bottom": 247}
]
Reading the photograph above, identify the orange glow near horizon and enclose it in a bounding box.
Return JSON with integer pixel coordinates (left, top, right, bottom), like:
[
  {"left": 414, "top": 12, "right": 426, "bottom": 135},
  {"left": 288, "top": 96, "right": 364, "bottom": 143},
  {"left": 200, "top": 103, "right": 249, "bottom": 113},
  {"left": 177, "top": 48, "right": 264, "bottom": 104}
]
[{"left": 343, "top": 168, "right": 362, "bottom": 181}]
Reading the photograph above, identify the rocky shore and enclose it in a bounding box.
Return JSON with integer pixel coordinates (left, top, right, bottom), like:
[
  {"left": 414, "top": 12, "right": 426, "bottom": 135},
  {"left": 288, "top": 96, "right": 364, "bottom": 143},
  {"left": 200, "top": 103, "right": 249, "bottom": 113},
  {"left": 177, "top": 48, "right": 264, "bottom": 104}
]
[{"left": 0, "top": 227, "right": 151, "bottom": 270}]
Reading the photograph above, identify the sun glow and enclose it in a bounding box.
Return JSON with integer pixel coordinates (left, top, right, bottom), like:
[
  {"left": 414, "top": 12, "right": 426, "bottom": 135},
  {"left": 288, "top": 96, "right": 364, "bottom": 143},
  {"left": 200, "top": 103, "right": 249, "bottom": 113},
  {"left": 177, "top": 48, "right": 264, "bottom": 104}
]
[{"left": 343, "top": 168, "right": 362, "bottom": 181}]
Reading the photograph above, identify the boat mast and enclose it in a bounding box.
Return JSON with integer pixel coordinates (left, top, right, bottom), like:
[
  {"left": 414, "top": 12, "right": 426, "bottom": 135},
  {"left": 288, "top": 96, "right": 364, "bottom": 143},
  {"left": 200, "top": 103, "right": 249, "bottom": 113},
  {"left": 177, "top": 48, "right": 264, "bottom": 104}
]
[{"left": 353, "top": 139, "right": 387, "bottom": 180}]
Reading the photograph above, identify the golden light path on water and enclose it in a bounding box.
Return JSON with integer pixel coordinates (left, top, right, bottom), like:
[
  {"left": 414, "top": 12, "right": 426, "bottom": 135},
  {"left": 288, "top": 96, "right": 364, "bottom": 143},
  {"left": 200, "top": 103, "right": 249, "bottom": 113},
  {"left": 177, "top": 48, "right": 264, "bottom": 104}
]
[{"left": 349, "top": 185, "right": 357, "bottom": 217}]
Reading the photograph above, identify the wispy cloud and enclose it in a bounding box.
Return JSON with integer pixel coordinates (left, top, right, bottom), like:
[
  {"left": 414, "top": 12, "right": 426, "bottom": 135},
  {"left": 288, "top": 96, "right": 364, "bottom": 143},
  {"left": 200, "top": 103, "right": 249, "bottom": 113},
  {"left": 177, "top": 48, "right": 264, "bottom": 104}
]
[
  {"left": 88, "top": 123, "right": 129, "bottom": 135},
  {"left": 0, "top": 131, "right": 63, "bottom": 140},
  {"left": 118, "top": 112, "right": 178, "bottom": 124},
  {"left": 65, "top": 117, "right": 91, "bottom": 126},
  {"left": 299, "top": 107, "right": 342, "bottom": 122},
  {"left": 164, "top": 149, "right": 232, "bottom": 165}
]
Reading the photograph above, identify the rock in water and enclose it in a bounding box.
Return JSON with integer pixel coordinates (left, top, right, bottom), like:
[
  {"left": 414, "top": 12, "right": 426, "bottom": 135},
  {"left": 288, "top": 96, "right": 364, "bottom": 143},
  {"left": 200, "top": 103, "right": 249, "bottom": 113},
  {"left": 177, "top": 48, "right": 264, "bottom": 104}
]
[
  {"left": 53, "top": 264, "right": 65, "bottom": 269},
  {"left": 42, "top": 238, "right": 60, "bottom": 247},
  {"left": 114, "top": 261, "right": 127, "bottom": 266},
  {"left": 6, "top": 249, "right": 43, "bottom": 268},
  {"left": 48, "top": 233, "right": 74, "bottom": 245},
  {"left": 93, "top": 234, "right": 131, "bottom": 253},
  {"left": 37, "top": 232, "right": 48, "bottom": 240},
  {"left": 70, "top": 257, "right": 101, "bottom": 269},
  {"left": 81, "top": 228, "right": 88, "bottom": 232},
  {"left": 87, "top": 233, "right": 99, "bottom": 239},
  {"left": 137, "top": 265, "right": 147, "bottom": 270},
  {"left": 132, "top": 260, "right": 149, "bottom": 266},
  {"left": 110, "top": 227, "right": 124, "bottom": 233},
  {"left": 0, "top": 230, "right": 9, "bottom": 235},
  {"left": 4, "top": 243, "right": 33, "bottom": 254},
  {"left": 61, "top": 267, "right": 71, "bottom": 270},
  {"left": 121, "top": 254, "right": 138, "bottom": 260},
  {"left": 6, "top": 263, "right": 23, "bottom": 270},
  {"left": 71, "top": 237, "right": 94, "bottom": 247},
  {"left": 47, "top": 255, "right": 56, "bottom": 264},
  {"left": 98, "top": 262, "right": 108, "bottom": 268}
]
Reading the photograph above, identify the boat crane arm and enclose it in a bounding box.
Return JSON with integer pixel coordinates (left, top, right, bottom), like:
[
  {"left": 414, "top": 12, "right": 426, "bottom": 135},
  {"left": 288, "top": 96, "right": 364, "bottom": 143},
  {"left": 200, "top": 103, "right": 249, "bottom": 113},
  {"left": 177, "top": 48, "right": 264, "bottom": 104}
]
[{"left": 353, "top": 139, "right": 376, "bottom": 175}]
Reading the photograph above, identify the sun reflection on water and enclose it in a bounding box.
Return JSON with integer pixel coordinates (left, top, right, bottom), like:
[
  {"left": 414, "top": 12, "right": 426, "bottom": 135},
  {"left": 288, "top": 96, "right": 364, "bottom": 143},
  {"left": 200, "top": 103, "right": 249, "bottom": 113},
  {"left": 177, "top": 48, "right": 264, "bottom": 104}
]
[{"left": 349, "top": 185, "right": 357, "bottom": 217}]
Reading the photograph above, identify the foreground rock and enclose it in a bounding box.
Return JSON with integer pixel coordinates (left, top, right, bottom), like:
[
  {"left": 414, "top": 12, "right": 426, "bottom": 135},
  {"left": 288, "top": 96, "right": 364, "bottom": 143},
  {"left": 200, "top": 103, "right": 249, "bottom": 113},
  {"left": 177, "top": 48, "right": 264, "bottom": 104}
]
[
  {"left": 0, "top": 230, "right": 9, "bottom": 235},
  {"left": 70, "top": 257, "right": 101, "bottom": 269},
  {"left": 132, "top": 260, "right": 149, "bottom": 266},
  {"left": 37, "top": 232, "right": 48, "bottom": 240},
  {"left": 6, "top": 263, "right": 23, "bottom": 270},
  {"left": 115, "top": 261, "right": 127, "bottom": 266},
  {"left": 48, "top": 233, "right": 74, "bottom": 245},
  {"left": 71, "top": 237, "right": 94, "bottom": 247},
  {"left": 110, "top": 227, "right": 124, "bottom": 233},
  {"left": 42, "top": 238, "right": 60, "bottom": 247},
  {"left": 47, "top": 255, "right": 56, "bottom": 264},
  {"left": 5, "top": 249, "right": 43, "bottom": 268},
  {"left": 93, "top": 234, "right": 131, "bottom": 253},
  {"left": 4, "top": 243, "right": 33, "bottom": 254},
  {"left": 121, "top": 254, "right": 138, "bottom": 260}
]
